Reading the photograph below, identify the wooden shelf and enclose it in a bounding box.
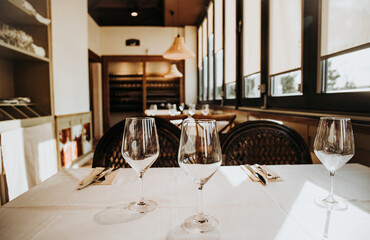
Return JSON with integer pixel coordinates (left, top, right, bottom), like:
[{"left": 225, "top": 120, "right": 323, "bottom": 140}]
[
  {"left": 0, "top": 0, "right": 52, "bottom": 122},
  {"left": 102, "top": 56, "right": 184, "bottom": 131},
  {"left": 0, "top": 0, "right": 50, "bottom": 26},
  {"left": 0, "top": 41, "right": 49, "bottom": 62},
  {"left": 146, "top": 76, "right": 180, "bottom": 81}
]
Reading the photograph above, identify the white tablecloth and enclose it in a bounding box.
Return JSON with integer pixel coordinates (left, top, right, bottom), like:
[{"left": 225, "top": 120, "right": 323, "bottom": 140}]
[{"left": 0, "top": 164, "right": 369, "bottom": 240}]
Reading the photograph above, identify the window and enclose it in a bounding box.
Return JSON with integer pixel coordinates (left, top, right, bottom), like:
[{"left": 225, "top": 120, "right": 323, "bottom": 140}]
[
  {"left": 322, "top": 49, "right": 370, "bottom": 93},
  {"left": 269, "top": 0, "right": 302, "bottom": 97},
  {"left": 271, "top": 70, "right": 302, "bottom": 97},
  {"left": 224, "top": 0, "right": 236, "bottom": 100},
  {"left": 202, "top": 18, "right": 208, "bottom": 100},
  {"left": 215, "top": 50, "right": 223, "bottom": 99},
  {"left": 198, "top": 25, "right": 203, "bottom": 101},
  {"left": 243, "top": 73, "right": 261, "bottom": 98},
  {"left": 196, "top": 0, "right": 370, "bottom": 114},
  {"left": 208, "top": 2, "right": 214, "bottom": 100},
  {"left": 214, "top": 0, "right": 223, "bottom": 100},
  {"left": 320, "top": 0, "right": 370, "bottom": 94},
  {"left": 242, "top": 0, "right": 261, "bottom": 99}
]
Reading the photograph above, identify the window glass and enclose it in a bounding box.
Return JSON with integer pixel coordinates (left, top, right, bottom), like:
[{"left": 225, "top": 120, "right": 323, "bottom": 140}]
[
  {"left": 215, "top": 50, "right": 223, "bottom": 100},
  {"left": 202, "top": 18, "right": 208, "bottom": 100},
  {"left": 243, "top": 73, "right": 261, "bottom": 98},
  {"left": 269, "top": 0, "right": 302, "bottom": 97},
  {"left": 207, "top": 3, "right": 214, "bottom": 101},
  {"left": 323, "top": 48, "right": 370, "bottom": 93},
  {"left": 214, "top": 0, "right": 223, "bottom": 100},
  {"left": 198, "top": 26, "right": 202, "bottom": 68},
  {"left": 199, "top": 67, "right": 203, "bottom": 100},
  {"left": 271, "top": 70, "right": 302, "bottom": 97},
  {"left": 208, "top": 35, "right": 214, "bottom": 100},
  {"left": 226, "top": 82, "right": 236, "bottom": 99},
  {"left": 198, "top": 25, "right": 203, "bottom": 100},
  {"left": 224, "top": 0, "right": 236, "bottom": 99},
  {"left": 203, "top": 57, "right": 208, "bottom": 100}
]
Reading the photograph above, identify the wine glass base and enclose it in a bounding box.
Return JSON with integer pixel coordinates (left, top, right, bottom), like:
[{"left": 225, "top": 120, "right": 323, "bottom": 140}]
[
  {"left": 182, "top": 214, "right": 219, "bottom": 233},
  {"left": 127, "top": 200, "right": 157, "bottom": 213},
  {"left": 314, "top": 198, "right": 347, "bottom": 211}
]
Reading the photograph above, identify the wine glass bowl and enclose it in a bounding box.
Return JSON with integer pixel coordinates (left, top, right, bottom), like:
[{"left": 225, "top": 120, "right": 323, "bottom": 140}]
[
  {"left": 188, "top": 104, "right": 196, "bottom": 116},
  {"left": 201, "top": 104, "right": 210, "bottom": 116},
  {"left": 314, "top": 117, "right": 355, "bottom": 210},
  {"left": 121, "top": 117, "right": 159, "bottom": 213},
  {"left": 178, "top": 119, "right": 222, "bottom": 233}
]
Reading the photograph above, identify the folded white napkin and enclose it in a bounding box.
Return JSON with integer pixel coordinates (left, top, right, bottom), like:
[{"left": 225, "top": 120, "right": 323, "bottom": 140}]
[{"left": 79, "top": 168, "right": 119, "bottom": 186}]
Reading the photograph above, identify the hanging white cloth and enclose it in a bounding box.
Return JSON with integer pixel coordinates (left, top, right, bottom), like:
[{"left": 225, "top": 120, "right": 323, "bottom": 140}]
[{"left": 2, "top": 122, "right": 57, "bottom": 200}]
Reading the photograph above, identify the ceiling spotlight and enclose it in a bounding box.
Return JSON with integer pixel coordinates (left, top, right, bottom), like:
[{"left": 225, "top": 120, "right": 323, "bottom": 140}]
[{"left": 131, "top": 11, "right": 138, "bottom": 17}]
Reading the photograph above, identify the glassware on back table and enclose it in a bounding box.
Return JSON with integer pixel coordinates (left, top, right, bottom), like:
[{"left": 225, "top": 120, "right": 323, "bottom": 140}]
[
  {"left": 148, "top": 104, "right": 157, "bottom": 116},
  {"left": 314, "top": 117, "right": 355, "bottom": 210},
  {"left": 188, "top": 103, "right": 196, "bottom": 117},
  {"left": 169, "top": 104, "right": 177, "bottom": 116},
  {"left": 178, "top": 119, "right": 222, "bottom": 232},
  {"left": 179, "top": 102, "right": 185, "bottom": 113},
  {"left": 201, "top": 104, "right": 210, "bottom": 116},
  {"left": 121, "top": 117, "right": 159, "bottom": 213}
]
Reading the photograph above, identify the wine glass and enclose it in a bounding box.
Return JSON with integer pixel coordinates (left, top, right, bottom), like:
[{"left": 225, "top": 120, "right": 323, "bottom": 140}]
[
  {"left": 148, "top": 104, "right": 157, "bottom": 116},
  {"left": 169, "top": 104, "right": 177, "bottom": 116},
  {"left": 178, "top": 119, "right": 222, "bottom": 232},
  {"left": 121, "top": 117, "right": 159, "bottom": 213},
  {"left": 179, "top": 102, "right": 185, "bottom": 113},
  {"left": 188, "top": 104, "right": 196, "bottom": 117},
  {"left": 314, "top": 117, "right": 355, "bottom": 210},
  {"left": 201, "top": 104, "right": 210, "bottom": 116}
]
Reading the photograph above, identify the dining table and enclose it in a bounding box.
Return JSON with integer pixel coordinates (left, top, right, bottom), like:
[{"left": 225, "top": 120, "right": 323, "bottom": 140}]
[{"left": 0, "top": 163, "right": 369, "bottom": 240}]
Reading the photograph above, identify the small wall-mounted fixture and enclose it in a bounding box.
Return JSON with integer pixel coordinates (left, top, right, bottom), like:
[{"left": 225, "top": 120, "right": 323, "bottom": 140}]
[
  {"left": 126, "top": 39, "right": 140, "bottom": 46},
  {"left": 131, "top": 11, "right": 138, "bottom": 17}
]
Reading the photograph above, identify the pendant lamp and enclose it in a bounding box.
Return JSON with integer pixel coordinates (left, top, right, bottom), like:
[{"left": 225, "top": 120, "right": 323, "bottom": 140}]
[
  {"left": 163, "top": 34, "right": 195, "bottom": 60},
  {"left": 163, "top": 1, "right": 195, "bottom": 60},
  {"left": 164, "top": 63, "right": 183, "bottom": 78}
]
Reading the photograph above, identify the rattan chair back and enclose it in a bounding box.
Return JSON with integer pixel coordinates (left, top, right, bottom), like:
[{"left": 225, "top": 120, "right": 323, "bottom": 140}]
[{"left": 221, "top": 120, "right": 312, "bottom": 165}]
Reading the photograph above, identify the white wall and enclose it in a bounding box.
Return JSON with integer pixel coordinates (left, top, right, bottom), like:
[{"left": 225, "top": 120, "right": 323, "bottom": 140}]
[
  {"left": 51, "top": 0, "right": 89, "bottom": 116},
  {"left": 99, "top": 26, "right": 184, "bottom": 55},
  {"left": 88, "top": 15, "right": 100, "bottom": 55},
  {"left": 184, "top": 26, "right": 197, "bottom": 105}
]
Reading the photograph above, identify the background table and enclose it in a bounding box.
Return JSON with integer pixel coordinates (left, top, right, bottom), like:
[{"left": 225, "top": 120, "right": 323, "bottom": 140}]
[{"left": 0, "top": 164, "right": 369, "bottom": 240}]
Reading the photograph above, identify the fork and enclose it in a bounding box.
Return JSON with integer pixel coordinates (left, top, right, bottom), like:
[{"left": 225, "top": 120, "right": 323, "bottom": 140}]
[
  {"left": 97, "top": 166, "right": 120, "bottom": 182},
  {"left": 254, "top": 164, "right": 276, "bottom": 179}
]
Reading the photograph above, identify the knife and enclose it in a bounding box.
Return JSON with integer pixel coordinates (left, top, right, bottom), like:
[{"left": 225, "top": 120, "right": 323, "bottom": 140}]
[
  {"left": 244, "top": 164, "right": 268, "bottom": 185},
  {"left": 78, "top": 167, "right": 112, "bottom": 190}
]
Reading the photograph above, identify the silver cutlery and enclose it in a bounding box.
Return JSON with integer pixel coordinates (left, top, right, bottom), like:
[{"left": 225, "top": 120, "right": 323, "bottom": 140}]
[
  {"left": 243, "top": 164, "right": 268, "bottom": 185},
  {"left": 97, "top": 166, "right": 120, "bottom": 182},
  {"left": 78, "top": 167, "right": 115, "bottom": 190},
  {"left": 254, "top": 164, "right": 277, "bottom": 179}
]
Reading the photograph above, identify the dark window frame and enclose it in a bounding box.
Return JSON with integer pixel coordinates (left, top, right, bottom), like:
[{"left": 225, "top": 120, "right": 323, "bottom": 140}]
[{"left": 197, "top": 0, "right": 370, "bottom": 115}]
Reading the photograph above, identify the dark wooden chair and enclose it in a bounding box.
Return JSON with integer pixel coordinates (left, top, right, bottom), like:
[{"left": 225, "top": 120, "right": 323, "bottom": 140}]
[
  {"left": 221, "top": 120, "right": 312, "bottom": 165},
  {"left": 193, "top": 113, "right": 236, "bottom": 134},
  {"left": 92, "top": 117, "right": 181, "bottom": 168}
]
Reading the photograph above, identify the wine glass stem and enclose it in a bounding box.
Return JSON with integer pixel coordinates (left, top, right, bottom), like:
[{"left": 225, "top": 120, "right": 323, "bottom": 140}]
[
  {"left": 197, "top": 185, "right": 206, "bottom": 223},
  {"left": 139, "top": 174, "right": 144, "bottom": 204},
  {"left": 326, "top": 171, "right": 335, "bottom": 203}
]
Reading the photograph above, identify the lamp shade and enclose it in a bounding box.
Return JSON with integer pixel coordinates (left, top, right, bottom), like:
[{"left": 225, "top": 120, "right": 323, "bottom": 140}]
[
  {"left": 164, "top": 64, "right": 183, "bottom": 78},
  {"left": 163, "top": 35, "right": 195, "bottom": 60}
]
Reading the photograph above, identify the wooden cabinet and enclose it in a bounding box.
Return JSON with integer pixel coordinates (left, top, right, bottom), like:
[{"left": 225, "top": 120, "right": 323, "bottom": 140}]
[
  {"left": 146, "top": 77, "right": 182, "bottom": 108},
  {"left": 109, "top": 74, "right": 143, "bottom": 112},
  {"left": 102, "top": 55, "right": 184, "bottom": 131},
  {"left": 0, "top": 0, "right": 52, "bottom": 122}
]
